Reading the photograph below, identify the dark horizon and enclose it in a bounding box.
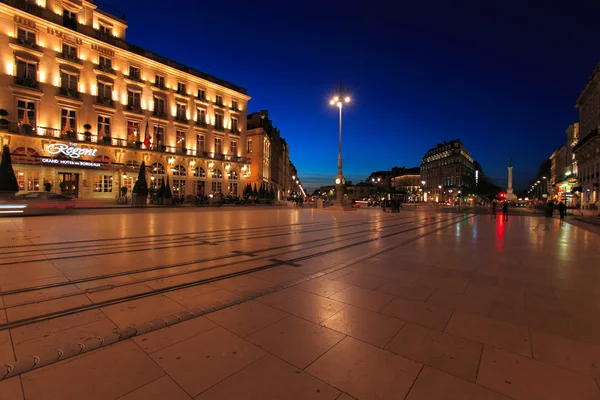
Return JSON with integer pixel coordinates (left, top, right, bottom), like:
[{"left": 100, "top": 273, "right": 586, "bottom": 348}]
[{"left": 110, "top": 0, "right": 600, "bottom": 192}]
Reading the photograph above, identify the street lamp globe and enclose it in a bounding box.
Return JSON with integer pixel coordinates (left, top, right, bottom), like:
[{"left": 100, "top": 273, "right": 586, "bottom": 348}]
[
  {"left": 329, "top": 81, "right": 351, "bottom": 208},
  {"left": 344, "top": 96, "right": 350, "bottom": 103}
]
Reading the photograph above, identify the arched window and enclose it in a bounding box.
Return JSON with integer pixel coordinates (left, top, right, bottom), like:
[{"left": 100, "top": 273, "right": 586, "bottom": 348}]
[
  {"left": 227, "top": 170, "right": 238, "bottom": 196},
  {"left": 172, "top": 165, "right": 186, "bottom": 176},
  {"left": 172, "top": 165, "right": 186, "bottom": 195},
  {"left": 149, "top": 162, "right": 165, "bottom": 190},
  {"left": 192, "top": 167, "right": 206, "bottom": 178},
  {"left": 93, "top": 155, "right": 111, "bottom": 164},
  {"left": 211, "top": 169, "right": 223, "bottom": 193},
  {"left": 192, "top": 167, "right": 206, "bottom": 195}
]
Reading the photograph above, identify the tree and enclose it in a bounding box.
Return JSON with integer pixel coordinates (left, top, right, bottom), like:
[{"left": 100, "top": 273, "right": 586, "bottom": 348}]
[
  {"left": 252, "top": 183, "right": 258, "bottom": 197},
  {"left": 165, "top": 177, "right": 173, "bottom": 199},
  {"left": 259, "top": 183, "right": 266, "bottom": 198},
  {"left": 132, "top": 161, "right": 148, "bottom": 196},
  {"left": 244, "top": 183, "right": 252, "bottom": 197},
  {"left": 0, "top": 145, "right": 19, "bottom": 194}
]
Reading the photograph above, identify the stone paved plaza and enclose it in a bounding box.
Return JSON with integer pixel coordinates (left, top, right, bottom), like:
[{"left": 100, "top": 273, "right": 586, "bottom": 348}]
[{"left": 0, "top": 208, "right": 599, "bottom": 399}]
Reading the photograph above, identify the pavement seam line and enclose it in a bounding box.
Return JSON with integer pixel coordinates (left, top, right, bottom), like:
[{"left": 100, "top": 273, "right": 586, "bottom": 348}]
[{"left": 0, "top": 215, "right": 469, "bottom": 380}]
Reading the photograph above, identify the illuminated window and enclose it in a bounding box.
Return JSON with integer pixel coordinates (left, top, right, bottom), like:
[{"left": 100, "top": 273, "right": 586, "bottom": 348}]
[
  {"left": 97, "top": 81, "right": 112, "bottom": 99},
  {"left": 127, "top": 90, "right": 141, "bottom": 108},
  {"left": 17, "top": 100, "right": 36, "bottom": 126},
  {"left": 215, "top": 113, "right": 223, "bottom": 129},
  {"left": 231, "top": 100, "right": 238, "bottom": 110},
  {"left": 212, "top": 169, "right": 223, "bottom": 179},
  {"left": 173, "top": 179, "right": 186, "bottom": 195},
  {"left": 215, "top": 95, "right": 223, "bottom": 106},
  {"left": 17, "top": 28, "right": 36, "bottom": 44},
  {"left": 153, "top": 125, "right": 165, "bottom": 146},
  {"left": 154, "top": 74, "right": 165, "bottom": 89},
  {"left": 196, "top": 108, "right": 206, "bottom": 124},
  {"left": 60, "top": 70, "right": 78, "bottom": 91},
  {"left": 177, "top": 82, "right": 186, "bottom": 95},
  {"left": 149, "top": 162, "right": 165, "bottom": 190},
  {"left": 99, "top": 23, "right": 111, "bottom": 34},
  {"left": 62, "top": 43, "right": 77, "bottom": 58},
  {"left": 197, "top": 89, "right": 206, "bottom": 101},
  {"left": 127, "top": 121, "right": 140, "bottom": 141},
  {"left": 61, "top": 109, "right": 76, "bottom": 132},
  {"left": 229, "top": 182, "right": 238, "bottom": 196},
  {"left": 231, "top": 117, "right": 238, "bottom": 132},
  {"left": 214, "top": 137, "right": 222, "bottom": 154},
  {"left": 172, "top": 165, "right": 186, "bottom": 176},
  {"left": 98, "top": 55, "right": 112, "bottom": 71},
  {"left": 192, "top": 167, "right": 206, "bottom": 178},
  {"left": 97, "top": 115, "right": 110, "bottom": 136},
  {"left": 92, "top": 175, "right": 113, "bottom": 193},
  {"left": 128, "top": 65, "right": 141, "bottom": 80},
  {"left": 16, "top": 59, "right": 37, "bottom": 81},
  {"left": 153, "top": 96, "right": 166, "bottom": 116},
  {"left": 247, "top": 138, "right": 252, "bottom": 153},
  {"left": 176, "top": 130, "right": 186, "bottom": 149},
  {"left": 197, "top": 134, "right": 205, "bottom": 153},
  {"left": 176, "top": 103, "right": 186, "bottom": 120},
  {"left": 230, "top": 141, "right": 237, "bottom": 156}
]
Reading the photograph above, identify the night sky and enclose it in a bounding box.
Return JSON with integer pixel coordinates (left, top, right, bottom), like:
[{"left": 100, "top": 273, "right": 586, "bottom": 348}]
[{"left": 112, "top": 0, "right": 600, "bottom": 191}]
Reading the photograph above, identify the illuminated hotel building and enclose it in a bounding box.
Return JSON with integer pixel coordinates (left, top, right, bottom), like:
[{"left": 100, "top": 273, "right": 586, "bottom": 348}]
[
  {"left": 0, "top": 0, "right": 250, "bottom": 199},
  {"left": 420, "top": 139, "right": 475, "bottom": 202}
]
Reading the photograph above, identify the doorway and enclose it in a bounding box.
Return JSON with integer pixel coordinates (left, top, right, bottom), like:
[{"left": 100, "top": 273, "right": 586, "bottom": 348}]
[{"left": 58, "top": 172, "right": 79, "bottom": 198}]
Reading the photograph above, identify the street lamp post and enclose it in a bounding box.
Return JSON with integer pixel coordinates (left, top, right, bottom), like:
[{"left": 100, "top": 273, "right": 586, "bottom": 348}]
[{"left": 329, "top": 81, "right": 350, "bottom": 207}]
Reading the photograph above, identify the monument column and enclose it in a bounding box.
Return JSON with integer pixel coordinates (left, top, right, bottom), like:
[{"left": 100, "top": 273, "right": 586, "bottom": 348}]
[{"left": 506, "top": 157, "right": 517, "bottom": 201}]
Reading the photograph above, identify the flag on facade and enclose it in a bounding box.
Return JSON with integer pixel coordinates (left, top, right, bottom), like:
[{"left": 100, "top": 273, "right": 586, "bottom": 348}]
[
  {"left": 143, "top": 119, "right": 151, "bottom": 149},
  {"left": 98, "top": 124, "right": 105, "bottom": 137},
  {"left": 21, "top": 110, "right": 31, "bottom": 126}
]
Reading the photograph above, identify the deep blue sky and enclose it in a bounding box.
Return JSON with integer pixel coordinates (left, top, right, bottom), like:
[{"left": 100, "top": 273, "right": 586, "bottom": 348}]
[{"left": 112, "top": 0, "right": 599, "bottom": 191}]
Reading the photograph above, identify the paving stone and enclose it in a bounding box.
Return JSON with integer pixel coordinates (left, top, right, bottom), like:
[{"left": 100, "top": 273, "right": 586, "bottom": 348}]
[
  {"left": 321, "top": 305, "right": 405, "bottom": 347},
  {"left": 386, "top": 323, "right": 483, "bottom": 382},
  {"left": 247, "top": 315, "right": 345, "bottom": 368},
  {"left": 151, "top": 327, "right": 265, "bottom": 396},
  {"left": 196, "top": 354, "right": 340, "bottom": 399},
  {"left": 0, "top": 376, "right": 24, "bottom": 400},
  {"left": 477, "top": 345, "right": 600, "bottom": 400},
  {"left": 21, "top": 341, "right": 164, "bottom": 400},
  {"left": 206, "top": 300, "right": 289, "bottom": 337},
  {"left": 273, "top": 292, "right": 348, "bottom": 324},
  {"left": 329, "top": 285, "right": 396, "bottom": 312},
  {"left": 380, "top": 296, "right": 454, "bottom": 331},
  {"left": 307, "top": 337, "right": 422, "bottom": 400},
  {"left": 406, "top": 366, "right": 512, "bottom": 400},
  {"left": 133, "top": 316, "right": 217, "bottom": 354},
  {"left": 118, "top": 376, "right": 192, "bottom": 400},
  {"left": 445, "top": 311, "right": 531, "bottom": 357}
]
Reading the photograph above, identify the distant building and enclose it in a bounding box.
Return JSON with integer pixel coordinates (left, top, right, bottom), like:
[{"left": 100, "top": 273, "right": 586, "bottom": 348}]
[
  {"left": 390, "top": 167, "right": 421, "bottom": 201},
  {"left": 574, "top": 63, "right": 600, "bottom": 209},
  {"left": 346, "top": 182, "right": 377, "bottom": 200},
  {"left": 420, "top": 140, "right": 475, "bottom": 202},
  {"left": 246, "top": 110, "right": 295, "bottom": 200}
]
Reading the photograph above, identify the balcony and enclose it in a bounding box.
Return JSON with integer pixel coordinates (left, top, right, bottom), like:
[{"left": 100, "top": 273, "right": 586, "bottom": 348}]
[
  {"left": 125, "top": 74, "right": 143, "bottom": 84},
  {"left": 214, "top": 125, "right": 225, "bottom": 132},
  {"left": 94, "top": 64, "right": 116, "bottom": 75},
  {"left": 213, "top": 101, "right": 225, "bottom": 109},
  {"left": 230, "top": 105, "right": 239, "bottom": 112},
  {"left": 125, "top": 104, "right": 144, "bottom": 114},
  {"left": 10, "top": 37, "right": 40, "bottom": 51},
  {"left": 230, "top": 128, "right": 240, "bottom": 135},
  {"left": 58, "top": 87, "right": 80, "bottom": 99},
  {"left": 152, "top": 111, "right": 168, "bottom": 119},
  {"left": 175, "top": 114, "right": 189, "bottom": 123},
  {"left": 56, "top": 51, "right": 83, "bottom": 66},
  {"left": 14, "top": 76, "right": 39, "bottom": 89},
  {"left": 96, "top": 96, "right": 115, "bottom": 107},
  {"left": 195, "top": 120, "right": 207, "bottom": 127},
  {"left": 196, "top": 95, "right": 208, "bottom": 103},
  {"left": 152, "top": 82, "right": 167, "bottom": 91},
  {"left": 175, "top": 89, "right": 190, "bottom": 97}
]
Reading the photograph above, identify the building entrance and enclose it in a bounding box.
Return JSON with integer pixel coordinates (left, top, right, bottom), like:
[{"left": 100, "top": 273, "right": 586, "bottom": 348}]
[{"left": 58, "top": 172, "right": 79, "bottom": 198}]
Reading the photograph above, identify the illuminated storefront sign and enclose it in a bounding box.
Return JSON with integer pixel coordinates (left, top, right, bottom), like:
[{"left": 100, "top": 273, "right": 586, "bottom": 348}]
[
  {"left": 41, "top": 158, "right": 101, "bottom": 168},
  {"left": 45, "top": 143, "right": 98, "bottom": 159}
]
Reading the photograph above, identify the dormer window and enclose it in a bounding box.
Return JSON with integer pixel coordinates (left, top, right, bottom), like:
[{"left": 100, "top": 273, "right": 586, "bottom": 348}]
[
  {"left": 63, "top": 10, "right": 77, "bottom": 30},
  {"left": 99, "top": 23, "right": 112, "bottom": 35}
]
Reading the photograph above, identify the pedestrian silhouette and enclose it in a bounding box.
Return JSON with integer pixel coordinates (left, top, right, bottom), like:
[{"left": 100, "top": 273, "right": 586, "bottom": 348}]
[{"left": 502, "top": 202, "right": 508, "bottom": 221}]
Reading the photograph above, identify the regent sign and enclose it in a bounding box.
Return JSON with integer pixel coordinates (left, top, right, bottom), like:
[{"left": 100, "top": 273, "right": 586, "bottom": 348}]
[{"left": 45, "top": 143, "right": 98, "bottom": 159}]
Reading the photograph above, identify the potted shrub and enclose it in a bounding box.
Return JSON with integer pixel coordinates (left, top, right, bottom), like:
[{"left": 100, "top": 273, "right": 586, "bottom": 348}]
[
  {"left": 135, "top": 140, "right": 142, "bottom": 149},
  {"left": 44, "top": 182, "right": 52, "bottom": 192},
  {"left": 164, "top": 177, "right": 173, "bottom": 204},
  {"left": 0, "top": 109, "right": 8, "bottom": 128},
  {"left": 66, "top": 130, "right": 76, "bottom": 141},
  {"left": 83, "top": 124, "right": 92, "bottom": 142},
  {"left": 21, "top": 124, "right": 34, "bottom": 136},
  {"left": 159, "top": 144, "right": 167, "bottom": 152},
  {"left": 120, "top": 186, "right": 127, "bottom": 197},
  {"left": 156, "top": 182, "right": 165, "bottom": 205},
  {"left": 131, "top": 161, "right": 148, "bottom": 207},
  {"left": 0, "top": 145, "right": 19, "bottom": 199},
  {"left": 102, "top": 135, "right": 111, "bottom": 144}
]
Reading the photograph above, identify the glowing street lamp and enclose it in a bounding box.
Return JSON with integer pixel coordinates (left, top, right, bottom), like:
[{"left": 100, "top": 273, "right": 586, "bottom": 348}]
[{"left": 329, "top": 81, "right": 351, "bottom": 207}]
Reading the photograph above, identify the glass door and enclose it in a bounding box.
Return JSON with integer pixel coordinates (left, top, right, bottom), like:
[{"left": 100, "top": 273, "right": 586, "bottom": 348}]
[{"left": 58, "top": 173, "right": 79, "bottom": 198}]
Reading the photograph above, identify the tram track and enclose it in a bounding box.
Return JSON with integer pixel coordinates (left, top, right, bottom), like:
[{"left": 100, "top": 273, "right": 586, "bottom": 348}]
[
  {"left": 0, "top": 214, "right": 428, "bottom": 298},
  {"left": 0, "top": 215, "right": 417, "bottom": 266},
  {"left": 0, "top": 215, "right": 435, "bottom": 309},
  {"left": 0, "top": 214, "right": 470, "bottom": 331}
]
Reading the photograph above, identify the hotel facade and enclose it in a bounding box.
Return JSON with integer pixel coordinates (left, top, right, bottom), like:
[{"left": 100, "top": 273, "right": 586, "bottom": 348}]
[{"left": 0, "top": 0, "right": 251, "bottom": 199}]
